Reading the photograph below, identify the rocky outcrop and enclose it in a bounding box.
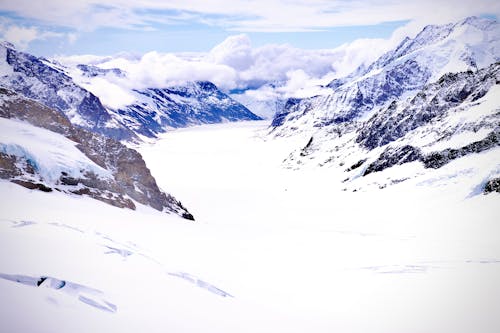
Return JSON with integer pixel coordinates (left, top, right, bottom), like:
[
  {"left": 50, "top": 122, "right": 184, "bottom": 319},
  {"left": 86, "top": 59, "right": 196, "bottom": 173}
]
[
  {"left": 357, "top": 63, "right": 500, "bottom": 150},
  {"left": 422, "top": 129, "right": 500, "bottom": 169},
  {"left": 345, "top": 159, "right": 367, "bottom": 172},
  {"left": 0, "top": 88, "right": 194, "bottom": 220},
  {"left": 271, "top": 17, "right": 500, "bottom": 135},
  {"left": 361, "top": 129, "right": 499, "bottom": 176},
  {"left": 484, "top": 178, "right": 500, "bottom": 194},
  {"left": 363, "top": 146, "right": 423, "bottom": 176}
]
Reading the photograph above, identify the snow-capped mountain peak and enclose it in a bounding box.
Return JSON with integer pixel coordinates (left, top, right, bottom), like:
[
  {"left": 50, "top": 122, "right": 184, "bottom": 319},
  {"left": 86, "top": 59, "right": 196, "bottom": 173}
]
[{"left": 271, "top": 16, "right": 500, "bottom": 136}]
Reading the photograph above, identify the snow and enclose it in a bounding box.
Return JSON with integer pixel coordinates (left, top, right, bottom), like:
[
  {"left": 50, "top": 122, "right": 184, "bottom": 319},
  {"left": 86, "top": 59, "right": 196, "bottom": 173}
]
[
  {"left": 1, "top": 119, "right": 499, "bottom": 332},
  {"left": 0, "top": 117, "right": 112, "bottom": 182},
  {"left": 0, "top": 45, "right": 14, "bottom": 76}
]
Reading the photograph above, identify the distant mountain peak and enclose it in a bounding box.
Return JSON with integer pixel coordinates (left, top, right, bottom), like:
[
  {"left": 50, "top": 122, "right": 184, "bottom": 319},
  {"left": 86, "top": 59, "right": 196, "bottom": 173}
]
[
  {"left": 0, "top": 41, "right": 15, "bottom": 50},
  {"left": 272, "top": 16, "right": 500, "bottom": 136}
]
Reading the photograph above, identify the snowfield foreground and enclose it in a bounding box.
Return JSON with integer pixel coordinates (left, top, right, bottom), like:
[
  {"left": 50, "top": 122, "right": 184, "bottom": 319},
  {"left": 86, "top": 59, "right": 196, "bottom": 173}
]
[{"left": 1, "top": 120, "right": 500, "bottom": 333}]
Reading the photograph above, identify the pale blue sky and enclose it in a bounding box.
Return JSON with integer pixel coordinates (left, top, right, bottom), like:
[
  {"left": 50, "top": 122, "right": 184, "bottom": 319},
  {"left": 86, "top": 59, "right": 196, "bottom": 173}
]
[
  {"left": 24, "top": 20, "right": 409, "bottom": 56},
  {"left": 0, "top": 1, "right": 498, "bottom": 56}
]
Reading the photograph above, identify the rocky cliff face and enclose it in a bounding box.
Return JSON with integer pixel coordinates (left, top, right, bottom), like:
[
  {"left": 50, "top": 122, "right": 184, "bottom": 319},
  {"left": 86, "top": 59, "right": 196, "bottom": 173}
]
[
  {"left": 0, "top": 88, "right": 194, "bottom": 220},
  {"left": 271, "top": 17, "right": 500, "bottom": 136},
  {"left": 356, "top": 63, "right": 500, "bottom": 149},
  {"left": 281, "top": 61, "right": 500, "bottom": 192}
]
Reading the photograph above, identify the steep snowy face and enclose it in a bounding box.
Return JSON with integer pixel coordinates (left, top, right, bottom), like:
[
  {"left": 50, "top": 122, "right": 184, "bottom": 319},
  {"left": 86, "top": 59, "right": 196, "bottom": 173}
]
[
  {"left": 0, "top": 43, "right": 135, "bottom": 141},
  {"left": 357, "top": 63, "right": 500, "bottom": 150},
  {"left": 271, "top": 16, "right": 500, "bottom": 135},
  {"left": 0, "top": 88, "right": 194, "bottom": 219},
  {"left": 72, "top": 64, "right": 261, "bottom": 138},
  {"left": 283, "top": 62, "right": 500, "bottom": 192}
]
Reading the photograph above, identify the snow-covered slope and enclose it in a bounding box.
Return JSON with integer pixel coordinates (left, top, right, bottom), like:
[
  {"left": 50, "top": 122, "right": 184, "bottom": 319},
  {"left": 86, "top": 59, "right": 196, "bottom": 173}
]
[
  {"left": 0, "top": 117, "right": 111, "bottom": 183},
  {"left": 282, "top": 62, "right": 500, "bottom": 192},
  {"left": 2, "top": 121, "right": 498, "bottom": 333},
  {"left": 0, "top": 43, "right": 260, "bottom": 141},
  {"left": 272, "top": 16, "right": 500, "bottom": 135},
  {"left": 68, "top": 64, "right": 262, "bottom": 138},
  {"left": 0, "top": 42, "right": 136, "bottom": 141},
  {"left": 115, "top": 81, "right": 261, "bottom": 138},
  {"left": 0, "top": 88, "right": 193, "bottom": 219}
]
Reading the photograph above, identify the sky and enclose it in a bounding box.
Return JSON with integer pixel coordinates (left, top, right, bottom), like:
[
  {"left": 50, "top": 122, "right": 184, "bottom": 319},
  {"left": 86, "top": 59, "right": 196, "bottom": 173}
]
[{"left": 0, "top": 0, "right": 499, "bottom": 57}]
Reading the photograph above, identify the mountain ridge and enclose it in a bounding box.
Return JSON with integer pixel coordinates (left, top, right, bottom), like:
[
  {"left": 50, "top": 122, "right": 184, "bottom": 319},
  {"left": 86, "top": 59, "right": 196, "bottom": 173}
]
[{"left": 0, "top": 88, "right": 194, "bottom": 219}]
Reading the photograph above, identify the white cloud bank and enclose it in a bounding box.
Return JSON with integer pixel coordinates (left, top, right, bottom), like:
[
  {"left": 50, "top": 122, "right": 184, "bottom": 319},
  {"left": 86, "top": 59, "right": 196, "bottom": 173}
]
[
  {"left": 57, "top": 31, "right": 405, "bottom": 112},
  {"left": 61, "top": 32, "right": 398, "bottom": 93}
]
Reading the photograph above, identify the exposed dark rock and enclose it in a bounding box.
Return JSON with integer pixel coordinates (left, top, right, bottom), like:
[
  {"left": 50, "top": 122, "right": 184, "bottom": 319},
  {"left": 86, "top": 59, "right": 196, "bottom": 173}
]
[
  {"left": 357, "top": 62, "right": 500, "bottom": 150},
  {"left": 0, "top": 89, "right": 194, "bottom": 219},
  {"left": 182, "top": 212, "right": 195, "bottom": 221},
  {"left": 0, "top": 152, "right": 23, "bottom": 178},
  {"left": 484, "top": 178, "right": 500, "bottom": 194},
  {"left": 363, "top": 145, "right": 423, "bottom": 176},
  {"left": 422, "top": 130, "right": 500, "bottom": 169},
  {"left": 60, "top": 175, "right": 80, "bottom": 186},
  {"left": 346, "top": 159, "right": 367, "bottom": 172},
  {"left": 11, "top": 179, "right": 52, "bottom": 192},
  {"left": 362, "top": 129, "right": 499, "bottom": 176},
  {"left": 271, "top": 98, "right": 302, "bottom": 128},
  {"left": 300, "top": 137, "right": 314, "bottom": 156}
]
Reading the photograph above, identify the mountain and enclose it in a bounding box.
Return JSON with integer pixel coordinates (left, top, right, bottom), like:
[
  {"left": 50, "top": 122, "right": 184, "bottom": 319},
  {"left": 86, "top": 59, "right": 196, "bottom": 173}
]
[
  {"left": 283, "top": 61, "right": 500, "bottom": 192},
  {"left": 115, "top": 81, "right": 261, "bottom": 138},
  {"left": 271, "top": 16, "right": 500, "bottom": 135},
  {"left": 0, "top": 42, "right": 136, "bottom": 141},
  {"left": 272, "top": 17, "right": 500, "bottom": 193},
  {"left": 72, "top": 64, "right": 262, "bottom": 138},
  {"left": 0, "top": 88, "right": 194, "bottom": 220},
  {"left": 0, "top": 43, "right": 261, "bottom": 141}
]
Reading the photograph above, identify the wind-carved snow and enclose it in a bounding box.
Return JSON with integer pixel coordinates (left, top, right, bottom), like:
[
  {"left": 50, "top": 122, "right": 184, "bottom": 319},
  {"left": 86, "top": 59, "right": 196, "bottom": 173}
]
[
  {"left": 168, "top": 272, "right": 233, "bottom": 298},
  {"left": 0, "top": 273, "right": 117, "bottom": 313}
]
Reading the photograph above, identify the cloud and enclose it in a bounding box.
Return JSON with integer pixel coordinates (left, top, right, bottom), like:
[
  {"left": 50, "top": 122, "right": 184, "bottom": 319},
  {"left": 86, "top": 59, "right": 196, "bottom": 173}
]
[
  {"left": 58, "top": 31, "right": 395, "bottom": 110},
  {"left": 207, "top": 34, "right": 253, "bottom": 70},
  {"left": 55, "top": 11, "right": 496, "bottom": 110},
  {"left": 75, "top": 34, "right": 349, "bottom": 95},
  {"left": 2, "top": 26, "right": 38, "bottom": 50},
  {"left": 0, "top": 17, "right": 75, "bottom": 50},
  {"left": 0, "top": 0, "right": 498, "bottom": 32},
  {"left": 67, "top": 33, "right": 78, "bottom": 44}
]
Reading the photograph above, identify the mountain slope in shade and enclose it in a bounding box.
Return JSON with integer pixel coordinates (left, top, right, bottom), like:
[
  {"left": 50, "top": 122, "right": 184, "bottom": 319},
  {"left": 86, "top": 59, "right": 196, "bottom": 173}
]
[
  {"left": 0, "top": 88, "right": 194, "bottom": 220},
  {"left": 115, "top": 81, "right": 262, "bottom": 138},
  {"left": 0, "top": 43, "right": 136, "bottom": 141},
  {"left": 0, "top": 43, "right": 261, "bottom": 141},
  {"left": 271, "top": 16, "right": 500, "bottom": 135},
  {"left": 72, "top": 65, "right": 262, "bottom": 138}
]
